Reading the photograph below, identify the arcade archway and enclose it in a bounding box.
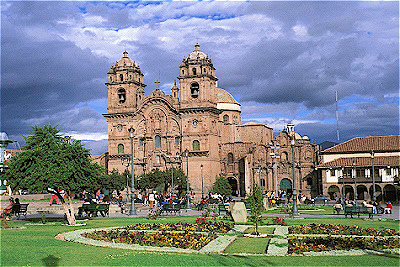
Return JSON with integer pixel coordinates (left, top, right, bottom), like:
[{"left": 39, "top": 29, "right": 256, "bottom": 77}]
[{"left": 328, "top": 185, "right": 340, "bottom": 200}]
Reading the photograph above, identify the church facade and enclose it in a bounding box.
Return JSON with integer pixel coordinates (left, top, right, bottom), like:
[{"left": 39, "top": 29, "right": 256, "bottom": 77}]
[{"left": 103, "top": 44, "right": 318, "bottom": 198}]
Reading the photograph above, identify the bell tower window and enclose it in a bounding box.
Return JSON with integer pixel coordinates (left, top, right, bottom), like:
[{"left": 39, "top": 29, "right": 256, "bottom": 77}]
[
  {"left": 192, "top": 68, "right": 197, "bottom": 75},
  {"left": 118, "top": 88, "right": 126, "bottom": 103},
  {"left": 120, "top": 74, "right": 124, "bottom": 81},
  {"left": 190, "top": 82, "right": 199, "bottom": 98}
]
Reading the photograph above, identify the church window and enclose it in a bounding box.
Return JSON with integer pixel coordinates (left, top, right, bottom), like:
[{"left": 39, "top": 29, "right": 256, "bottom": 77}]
[
  {"left": 227, "top": 153, "right": 234, "bottom": 164},
  {"left": 204, "top": 68, "right": 206, "bottom": 73},
  {"left": 192, "top": 119, "right": 198, "bottom": 127},
  {"left": 120, "top": 74, "right": 124, "bottom": 81},
  {"left": 192, "top": 140, "right": 200, "bottom": 151},
  {"left": 118, "top": 88, "right": 126, "bottom": 103},
  {"left": 192, "top": 68, "right": 197, "bottom": 75},
  {"left": 130, "top": 75, "right": 132, "bottom": 79},
  {"left": 117, "top": 124, "right": 123, "bottom": 132},
  {"left": 155, "top": 135, "right": 161, "bottom": 148},
  {"left": 139, "top": 138, "right": 144, "bottom": 146},
  {"left": 182, "top": 70, "right": 185, "bottom": 75},
  {"left": 118, "top": 144, "right": 124, "bottom": 154},
  {"left": 223, "top": 115, "right": 229, "bottom": 123},
  {"left": 175, "top": 137, "right": 180, "bottom": 145},
  {"left": 190, "top": 82, "right": 199, "bottom": 98},
  {"left": 260, "top": 179, "right": 265, "bottom": 187}
]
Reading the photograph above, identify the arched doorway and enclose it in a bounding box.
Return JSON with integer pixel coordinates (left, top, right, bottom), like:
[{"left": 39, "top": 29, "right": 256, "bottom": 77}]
[
  {"left": 280, "top": 178, "right": 292, "bottom": 194},
  {"left": 328, "top": 185, "right": 340, "bottom": 200},
  {"left": 357, "top": 185, "right": 368, "bottom": 200},
  {"left": 369, "top": 185, "right": 382, "bottom": 202},
  {"left": 383, "top": 184, "right": 397, "bottom": 202},
  {"left": 344, "top": 185, "right": 354, "bottom": 200},
  {"left": 228, "top": 177, "right": 238, "bottom": 196}
]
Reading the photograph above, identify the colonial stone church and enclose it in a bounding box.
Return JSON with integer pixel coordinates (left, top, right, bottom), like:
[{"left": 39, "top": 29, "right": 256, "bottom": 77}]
[{"left": 103, "top": 44, "right": 318, "bottom": 198}]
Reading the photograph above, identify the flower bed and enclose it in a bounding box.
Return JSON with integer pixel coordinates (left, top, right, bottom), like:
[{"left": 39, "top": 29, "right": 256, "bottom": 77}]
[
  {"left": 288, "top": 236, "right": 400, "bottom": 254},
  {"left": 124, "top": 222, "right": 233, "bottom": 233},
  {"left": 289, "top": 224, "right": 399, "bottom": 236},
  {"left": 83, "top": 229, "right": 217, "bottom": 250}
]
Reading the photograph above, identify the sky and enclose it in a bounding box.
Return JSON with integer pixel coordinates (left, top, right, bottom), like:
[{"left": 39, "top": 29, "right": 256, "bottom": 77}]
[{"left": 1, "top": 0, "right": 399, "bottom": 155}]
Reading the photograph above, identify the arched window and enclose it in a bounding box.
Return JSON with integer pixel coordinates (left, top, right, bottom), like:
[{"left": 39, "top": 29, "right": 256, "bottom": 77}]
[
  {"left": 227, "top": 153, "right": 234, "bottom": 164},
  {"left": 120, "top": 74, "right": 124, "bottom": 81},
  {"left": 190, "top": 82, "right": 199, "bottom": 98},
  {"left": 118, "top": 88, "right": 126, "bottom": 103},
  {"left": 175, "top": 136, "right": 180, "bottom": 145},
  {"left": 223, "top": 114, "right": 229, "bottom": 123},
  {"left": 155, "top": 135, "right": 161, "bottom": 148},
  {"left": 192, "top": 140, "right": 200, "bottom": 151},
  {"left": 182, "top": 69, "right": 185, "bottom": 75},
  {"left": 192, "top": 68, "right": 197, "bottom": 75},
  {"left": 139, "top": 138, "right": 144, "bottom": 146},
  {"left": 118, "top": 144, "right": 124, "bottom": 154}
]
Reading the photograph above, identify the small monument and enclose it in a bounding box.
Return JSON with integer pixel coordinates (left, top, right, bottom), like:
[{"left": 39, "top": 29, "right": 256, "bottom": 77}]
[{"left": 229, "top": 201, "right": 248, "bottom": 223}]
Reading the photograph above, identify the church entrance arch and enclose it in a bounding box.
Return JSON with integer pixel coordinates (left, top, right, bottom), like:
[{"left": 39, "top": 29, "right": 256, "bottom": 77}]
[
  {"left": 280, "top": 178, "right": 292, "bottom": 194},
  {"left": 228, "top": 177, "right": 238, "bottom": 196}
]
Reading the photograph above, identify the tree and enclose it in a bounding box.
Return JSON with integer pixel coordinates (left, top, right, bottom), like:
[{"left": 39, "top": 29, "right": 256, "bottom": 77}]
[
  {"left": 136, "top": 168, "right": 188, "bottom": 197},
  {"left": 5, "top": 124, "right": 107, "bottom": 225},
  {"left": 102, "top": 169, "right": 129, "bottom": 193},
  {"left": 248, "top": 184, "right": 264, "bottom": 235},
  {"left": 211, "top": 175, "right": 232, "bottom": 196}
]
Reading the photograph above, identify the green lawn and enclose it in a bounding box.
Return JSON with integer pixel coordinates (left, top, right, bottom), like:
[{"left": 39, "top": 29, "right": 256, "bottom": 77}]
[
  {"left": 1, "top": 215, "right": 399, "bottom": 266},
  {"left": 224, "top": 237, "right": 270, "bottom": 254}
]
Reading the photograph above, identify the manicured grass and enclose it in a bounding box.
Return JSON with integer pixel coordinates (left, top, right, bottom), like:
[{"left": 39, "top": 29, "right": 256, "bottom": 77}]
[
  {"left": 224, "top": 237, "right": 270, "bottom": 254},
  {"left": 1, "top": 215, "right": 399, "bottom": 266}
]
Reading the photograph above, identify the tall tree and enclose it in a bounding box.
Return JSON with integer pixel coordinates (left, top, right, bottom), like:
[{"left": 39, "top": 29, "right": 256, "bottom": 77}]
[
  {"left": 211, "top": 175, "right": 232, "bottom": 196},
  {"left": 248, "top": 184, "right": 264, "bottom": 235},
  {"left": 5, "top": 124, "right": 107, "bottom": 225}
]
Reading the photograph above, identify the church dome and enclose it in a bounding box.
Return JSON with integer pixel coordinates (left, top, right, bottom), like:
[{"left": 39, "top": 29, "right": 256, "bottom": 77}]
[
  {"left": 188, "top": 43, "right": 207, "bottom": 60},
  {"left": 216, "top": 88, "right": 241, "bottom": 111},
  {"left": 115, "top": 51, "right": 136, "bottom": 67}
]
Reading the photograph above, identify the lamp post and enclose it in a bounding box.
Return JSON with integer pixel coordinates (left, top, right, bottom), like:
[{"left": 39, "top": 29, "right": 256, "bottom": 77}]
[
  {"left": 165, "top": 155, "right": 176, "bottom": 197},
  {"left": 128, "top": 127, "right": 136, "bottom": 215},
  {"left": 268, "top": 142, "right": 280, "bottom": 197},
  {"left": 121, "top": 158, "right": 131, "bottom": 202},
  {"left": 201, "top": 164, "right": 204, "bottom": 199},
  {"left": 184, "top": 149, "right": 190, "bottom": 209},
  {"left": 371, "top": 151, "right": 376, "bottom": 202},
  {"left": 353, "top": 161, "right": 358, "bottom": 201},
  {"left": 291, "top": 139, "right": 299, "bottom": 216},
  {"left": 341, "top": 166, "right": 345, "bottom": 200}
]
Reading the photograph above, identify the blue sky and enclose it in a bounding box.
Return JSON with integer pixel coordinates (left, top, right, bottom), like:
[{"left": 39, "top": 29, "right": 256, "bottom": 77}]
[{"left": 1, "top": 0, "right": 399, "bottom": 154}]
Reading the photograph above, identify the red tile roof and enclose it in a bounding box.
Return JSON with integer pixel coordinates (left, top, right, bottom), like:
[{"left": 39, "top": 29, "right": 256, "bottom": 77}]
[
  {"left": 318, "top": 156, "right": 400, "bottom": 168},
  {"left": 323, "top": 135, "right": 400, "bottom": 153}
]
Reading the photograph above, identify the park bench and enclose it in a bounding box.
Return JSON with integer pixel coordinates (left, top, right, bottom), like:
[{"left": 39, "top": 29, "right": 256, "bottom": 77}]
[
  {"left": 5, "top": 203, "right": 29, "bottom": 220},
  {"left": 344, "top": 206, "right": 373, "bottom": 219},
  {"left": 77, "top": 203, "right": 109, "bottom": 218},
  {"left": 160, "top": 203, "right": 182, "bottom": 215},
  {"left": 218, "top": 204, "right": 230, "bottom": 215}
]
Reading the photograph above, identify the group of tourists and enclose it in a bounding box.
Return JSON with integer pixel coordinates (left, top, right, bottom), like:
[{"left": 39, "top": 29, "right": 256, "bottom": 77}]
[{"left": 333, "top": 198, "right": 393, "bottom": 214}]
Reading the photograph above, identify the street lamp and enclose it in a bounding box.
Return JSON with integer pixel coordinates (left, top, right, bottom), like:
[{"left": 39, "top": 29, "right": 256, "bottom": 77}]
[
  {"left": 268, "top": 142, "right": 280, "bottom": 197},
  {"left": 371, "top": 151, "right": 376, "bottom": 202},
  {"left": 201, "top": 164, "right": 204, "bottom": 199},
  {"left": 341, "top": 166, "right": 345, "bottom": 200},
  {"left": 121, "top": 158, "right": 131, "bottom": 202},
  {"left": 184, "top": 149, "right": 190, "bottom": 209},
  {"left": 353, "top": 161, "right": 358, "bottom": 201},
  {"left": 291, "top": 139, "right": 299, "bottom": 216},
  {"left": 128, "top": 127, "right": 136, "bottom": 215}
]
